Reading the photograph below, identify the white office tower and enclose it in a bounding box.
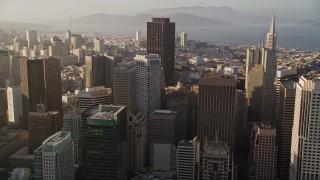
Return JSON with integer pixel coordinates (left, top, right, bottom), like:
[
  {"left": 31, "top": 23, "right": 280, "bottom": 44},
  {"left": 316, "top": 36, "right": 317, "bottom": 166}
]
[
  {"left": 34, "top": 131, "right": 74, "bottom": 180},
  {"left": 135, "top": 54, "right": 161, "bottom": 120},
  {"left": 290, "top": 75, "right": 320, "bottom": 180},
  {"left": 246, "top": 15, "right": 277, "bottom": 122},
  {"left": 176, "top": 138, "right": 200, "bottom": 180},
  {"left": 202, "top": 141, "right": 231, "bottom": 180},
  {"left": 65, "top": 30, "right": 71, "bottom": 40},
  {"left": 26, "top": 30, "right": 37, "bottom": 48},
  {"left": 93, "top": 37, "right": 105, "bottom": 54},
  {"left": 136, "top": 29, "right": 142, "bottom": 42},
  {"left": 180, "top": 32, "right": 187, "bottom": 48},
  {"left": 77, "top": 86, "right": 112, "bottom": 109},
  {"left": 7, "top": 87, "right": 23, "bottom": 124},
  {"left": 12, "top": 168, "right": 30, "bottom": 180}
]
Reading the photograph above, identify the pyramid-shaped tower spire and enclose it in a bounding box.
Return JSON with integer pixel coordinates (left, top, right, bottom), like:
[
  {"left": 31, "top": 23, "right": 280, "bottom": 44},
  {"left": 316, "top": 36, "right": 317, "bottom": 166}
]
[
  {"left": 265, "top": 14, "right": 277, "bottom": 50},
  {"left": 269, "top": 14, "right": 275, "bottom": 34}
]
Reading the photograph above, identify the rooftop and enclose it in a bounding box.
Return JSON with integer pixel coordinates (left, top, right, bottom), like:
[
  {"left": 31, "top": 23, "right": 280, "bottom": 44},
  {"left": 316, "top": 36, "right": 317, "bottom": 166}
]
[
  {"left": 153, "top": 110, "right": 175, "bottom": 115},
  {"left": 9, "top": 147, "right": 34, "bottom": 160},
  {"left": 87, "top": 105, "right": 125, "bottom": 120}
]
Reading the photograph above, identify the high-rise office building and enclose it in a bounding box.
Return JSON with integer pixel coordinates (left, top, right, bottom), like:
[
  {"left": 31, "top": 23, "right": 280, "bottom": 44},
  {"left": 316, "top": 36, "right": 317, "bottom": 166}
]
[
  {"left": 176, "top": 138, "right": 200, "bottom": 180},
  {"left": 63, "top": 109, "right": 82, "bottom": 164},
  {"left": 127, "top": 109, "right": 147, "bottom": 172},
  {"left": 135, "top": 54, "right": 161, "bottom": 119},
  {"left": 29, "top": 104, "right": 60, "bottom": 153},
  {"left": 20, "top": 59, "right": 44, "bottom": 129},
  {"left": 249, "top": 122, "right": 277, "bottom": 180},
  {"left": 147, "top": 18, "right": 175, "bottom": 86},
  {"left": 114, "top": 60, "right": 148, "bottom": 172},
  {"left": 245, "top": 15, "right": 277, "bottom": 122},
  {"left": 77, "top": 86, "right": 112, "bottom": 109},
  {"left": 202, "top": 141, "right": 231, "bottom": 180},
  {"left": 114, "top": 61, "right": 137, "bottom": 113},
  {"left": 0, "top": 88, "right": 8, "bottom": 128},
  {"left": 85, "top": 55, "right": 106, "bottom": 88},
  {"left": 166, "top": 91, "right": 188, "bottom": 142},
  {"left": 93, "top": 37, "right": 105, "bottom": 54},
  {"left": 273, "top": 68, "right": 298, "bottom": 126},
  {"left": 85, "top": 55, "right": 122, "bottom": 90},
  {"left": 81, "top": 105, "right": 127, "bottom": 179},
  {"left": 180, "top": 32, "right": 187, "bottom": 48},
  {"left": 43, "top": 57, "right": 63, "bottom": 118},
  {"left": 197, "top": 74, "right": 238, "bottom": 151},
  {"left": 136, "top": 29, "right": 142, "bottom": 42},
  {"left": 26, "top": 30, "right": 37, "bottom": 48},
  {"left": 34, "top": 131, "right": 74, "bottom": 180},
  {"left": 7, "top": 87, "right": 23, "bottom": 124},
  {"left": 290, "top": 75, "right": 320, "bottom": 180},
  {"left": 20, "top": 57, "right": 62, "bottom": 130},
  {"left": 277, "top": 80, "right": 296, "bottom": 180},
  {"left": 149, "top": 110, "right": 176, "bottom": 144},
  {"left": 105, "top": 55, "right": 122, "bottom": 90}
]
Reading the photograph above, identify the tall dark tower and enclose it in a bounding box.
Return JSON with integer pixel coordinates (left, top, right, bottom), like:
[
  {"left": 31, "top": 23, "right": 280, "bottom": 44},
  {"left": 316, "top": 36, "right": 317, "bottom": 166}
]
[
  {"left": 20, "top": 57, "right": 62, "bottom": 130},
  {"left": 147, "top": 18, "right": 175, "bottom": 86}
]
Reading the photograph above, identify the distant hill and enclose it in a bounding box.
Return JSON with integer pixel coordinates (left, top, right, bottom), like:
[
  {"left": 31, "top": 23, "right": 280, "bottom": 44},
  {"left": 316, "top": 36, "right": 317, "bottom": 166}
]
[
  {"left": 0, "top": 21, "right": 51, "bottom": 31},
  {"left": 144, "top": 6, "right": 298, "bottom": 23},
  {"left": 73, "top": 13, "right": 230, "bottom": 27},
  {"left": 298, "top": 20, "right": 320, "bottom": 26}
]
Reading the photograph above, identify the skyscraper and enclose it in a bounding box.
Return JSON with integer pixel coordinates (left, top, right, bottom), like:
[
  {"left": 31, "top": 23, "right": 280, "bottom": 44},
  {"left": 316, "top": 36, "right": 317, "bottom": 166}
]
[
  {"left": 180, "top": 32, "right": 187, "bottom": 48},
  {"left": 290, "top": 75, "right": 320, "bottom": 180},
  {"left": 249, "top": 122, "right": 277, "bottom": 180},
  {"left": 81, "top": 105, "right": 127, "bottom": 179},
  {"left": 63, "top": 109, "right": 82, "bottom": 164},
  {"left": 135, "top": 54, "right": 161, "bottom": 119},
  {"left": 43, "top": 57, "right": 62, "bottom": 120},
  {"left": 176, "top": 138, "right": 200, "bottom": 180},
  {"left": 114, "top": 61, "right": 137, "bottom": 113},
  {"left": 85, "top": 55, "right": 106, "bottom": 88},
  {"left": 277, "top": 80, "right": 296, "bottom": 180},
  {"left": 26, "top": 30, "right": 37, "bottom": 48},
  {"left": 77, "top": 86, "right": 112, "bottom": 109},
  {"left": 136, "top": 29, "right": 142, "bottom": 42},
  {"left": 149, "top": 110, "right": 176, "bottom": 144},
  {"left": 166, "top": 91, "right": 188, "bottom": 142},
  {"left": 273, "top": 68, "right": 298, "bottom": 126},
  {"left": 7, "top": 87, "right": 23, "bottom": 124},
  {"left": 85, "top": 55, "right": 122, "bottom": 90},
  {"left": 147, "top": 18, "right": 175, "bottom": 86},
  {"left": 93, "top": 37, "right": 105, "bottom": 54},
  {"left": 20, "top": 58, "right": 44, "bottom": 129},
  {"left": 245, "top": 15, "right": 277, "bottom": 122},
  {"left": 127, "top": 109, "right": 147, "bottom": 172},
  {"left": 20, "top": 57, "right": 62, "bottom": 130},
  {"left": 202, "top": 141, "right": 232, "bottom": 180},
  {"left": 197, "top": 74, "right": 238, "bottom": 151},
  {"left": 114, "top": 60, "right": 148, "bottom": 172},
  {"left": 34, "top": 131, "right": 74, "bottom": 180},
  {"left": 29, "top": 104, "right": 60, "bottom": 153},
  {"left": 0, "top": 88, "right": 8, "bottom": 128}
]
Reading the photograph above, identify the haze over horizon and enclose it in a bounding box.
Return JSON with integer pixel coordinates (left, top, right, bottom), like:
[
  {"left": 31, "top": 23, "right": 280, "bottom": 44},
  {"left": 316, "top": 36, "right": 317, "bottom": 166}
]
[{"left": 0, "top": 0, "right": 319, "bottom": 22}]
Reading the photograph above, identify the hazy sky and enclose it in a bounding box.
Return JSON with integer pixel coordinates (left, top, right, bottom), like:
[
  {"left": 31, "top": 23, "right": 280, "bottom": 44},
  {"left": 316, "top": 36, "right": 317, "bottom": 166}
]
[{"left": 0, "top": 0, "right": 319, "bottom": 21}]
